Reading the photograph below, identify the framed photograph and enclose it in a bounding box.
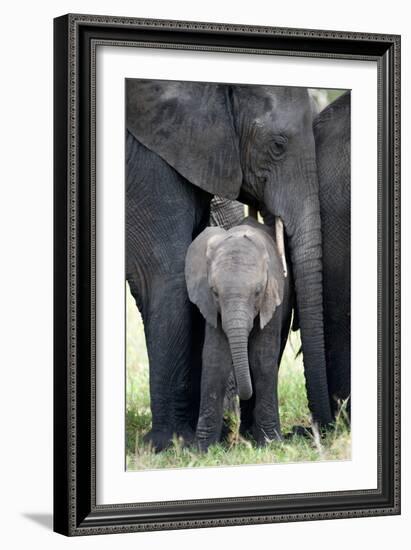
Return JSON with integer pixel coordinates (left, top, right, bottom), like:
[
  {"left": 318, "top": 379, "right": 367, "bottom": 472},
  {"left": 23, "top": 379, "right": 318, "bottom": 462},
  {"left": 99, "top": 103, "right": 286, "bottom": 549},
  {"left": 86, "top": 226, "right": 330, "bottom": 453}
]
[{"left": 53, "top": 14, "right": 400, "bottom": 536}]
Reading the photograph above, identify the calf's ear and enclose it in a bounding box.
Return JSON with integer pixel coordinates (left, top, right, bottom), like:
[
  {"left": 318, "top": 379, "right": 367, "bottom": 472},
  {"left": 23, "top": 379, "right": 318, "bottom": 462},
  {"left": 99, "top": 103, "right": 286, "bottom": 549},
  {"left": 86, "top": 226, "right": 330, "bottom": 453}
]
[{"left": 185, "top": 227, "right": 226, "bottom": 328}]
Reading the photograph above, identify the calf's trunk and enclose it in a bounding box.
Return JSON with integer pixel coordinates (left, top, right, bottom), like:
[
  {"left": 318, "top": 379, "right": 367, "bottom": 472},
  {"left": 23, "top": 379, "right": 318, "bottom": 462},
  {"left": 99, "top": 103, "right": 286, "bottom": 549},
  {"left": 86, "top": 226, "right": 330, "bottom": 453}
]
[{"left": 226, "top": 327, "right": 252, "bottom": 401}]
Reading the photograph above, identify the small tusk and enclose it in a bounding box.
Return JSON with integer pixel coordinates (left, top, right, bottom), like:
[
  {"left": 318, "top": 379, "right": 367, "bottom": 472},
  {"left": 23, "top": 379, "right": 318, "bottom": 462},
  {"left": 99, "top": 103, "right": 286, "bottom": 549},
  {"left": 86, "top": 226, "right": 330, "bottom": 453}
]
[{"left": 275, "top": 217, "right": 288, "bottom": 278}]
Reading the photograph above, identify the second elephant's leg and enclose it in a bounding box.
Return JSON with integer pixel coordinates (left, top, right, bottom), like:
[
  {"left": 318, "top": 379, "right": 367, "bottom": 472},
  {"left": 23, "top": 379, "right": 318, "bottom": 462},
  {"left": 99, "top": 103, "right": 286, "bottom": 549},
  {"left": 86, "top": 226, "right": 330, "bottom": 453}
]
[
  {"left": 239, "top": 392, "right": 256, "bottom": 438},
  {"left": 196, "top": 324, "right": 232, "bottom": 452},
  {"left": 126, "top": 132, "right": 211, "bottom": 451},
  {"left": 139, "top": 274, "right": 204, "bottom": 450},
  {"left": 248, "top": 319, "right": 282, "bottom": 445}
]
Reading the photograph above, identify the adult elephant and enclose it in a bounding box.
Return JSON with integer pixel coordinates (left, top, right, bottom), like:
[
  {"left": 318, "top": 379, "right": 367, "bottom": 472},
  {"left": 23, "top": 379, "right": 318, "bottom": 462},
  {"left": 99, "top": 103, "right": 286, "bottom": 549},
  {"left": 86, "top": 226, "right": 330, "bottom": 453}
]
[
  {"left": 314, "top": 91, "right": 351, "bottom": 416},
  {"left": 126, "top": 80, "right": 333, "bottom": 450}
]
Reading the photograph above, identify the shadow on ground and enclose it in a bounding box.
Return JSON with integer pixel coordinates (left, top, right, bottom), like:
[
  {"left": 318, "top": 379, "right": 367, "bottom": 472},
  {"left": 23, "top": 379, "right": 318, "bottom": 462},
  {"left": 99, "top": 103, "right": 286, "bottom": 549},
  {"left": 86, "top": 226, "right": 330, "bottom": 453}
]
[{"left": 23, "top": 513, "right": 53, "bottom": 530}]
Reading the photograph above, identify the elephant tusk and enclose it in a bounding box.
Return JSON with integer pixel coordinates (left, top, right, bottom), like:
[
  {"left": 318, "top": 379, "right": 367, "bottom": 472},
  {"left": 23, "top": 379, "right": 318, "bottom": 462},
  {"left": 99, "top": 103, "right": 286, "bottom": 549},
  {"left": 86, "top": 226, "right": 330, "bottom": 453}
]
[{"left": 275, "top": 217, "right": 288, "bottom": 278}]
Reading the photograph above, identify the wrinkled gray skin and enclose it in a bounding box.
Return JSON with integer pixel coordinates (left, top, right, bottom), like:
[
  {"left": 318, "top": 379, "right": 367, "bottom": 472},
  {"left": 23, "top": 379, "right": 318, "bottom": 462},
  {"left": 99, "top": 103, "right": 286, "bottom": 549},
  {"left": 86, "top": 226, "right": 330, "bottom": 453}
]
[
  {"left": 126, "top": 142, "right": 244, "bottom": 451},
  {"left": 185, "top": 218, "right": 292, "bottom": 450},
  {"left": 209, "top": 196, "right": 245, "bottom": 230},
  {"left": 314, "top": 92, "right": 351, "bottom": 416},
  {"left": 126, "top": 80, "right": 333, "bottom": 451}
]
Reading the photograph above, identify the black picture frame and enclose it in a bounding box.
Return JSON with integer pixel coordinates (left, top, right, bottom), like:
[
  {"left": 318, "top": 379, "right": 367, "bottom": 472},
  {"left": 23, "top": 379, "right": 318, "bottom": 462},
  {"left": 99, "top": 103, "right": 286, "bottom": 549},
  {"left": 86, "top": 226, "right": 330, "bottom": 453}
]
[{"left": 53, "top": 13, "right": 401, "bottom": 536}]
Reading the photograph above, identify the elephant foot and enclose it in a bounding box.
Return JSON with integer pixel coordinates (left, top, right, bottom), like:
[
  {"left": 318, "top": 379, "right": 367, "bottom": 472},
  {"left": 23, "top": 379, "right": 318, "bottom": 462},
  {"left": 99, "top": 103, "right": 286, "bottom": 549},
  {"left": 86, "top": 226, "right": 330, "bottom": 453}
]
[
  {"left": 251, "top": 424, "right": 282, "bottom": 447},
  {"left": 195, "top": 435, "right": 221, "bottom": 453},
  {"left": 143, "top": 427, "right": 195, "bottom": 452},
  {"left": 195, "top": 428, "right": 221, "bottom": 452},
  {"left": 285, "top": 425, "right": 313, "bottom": 439},
  {"left": 285, "top": 423, "right": 334, "bottom": 440},
  {"left": 143, "top": 430, "right": 173, "bottom": 452},
  {"left": 195, "top": 439, "right": 210, "bottom": 453}
]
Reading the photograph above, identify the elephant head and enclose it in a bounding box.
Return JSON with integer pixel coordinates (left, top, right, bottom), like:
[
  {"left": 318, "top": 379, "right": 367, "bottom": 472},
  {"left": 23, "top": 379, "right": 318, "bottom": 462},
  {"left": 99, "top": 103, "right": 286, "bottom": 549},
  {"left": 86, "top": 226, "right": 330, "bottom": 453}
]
[
  {"left": 127, "top": 80, "right": 333, "bottom": 425},
  {"left": 185, "top": 220, "right": 284, "bottom": 401}
]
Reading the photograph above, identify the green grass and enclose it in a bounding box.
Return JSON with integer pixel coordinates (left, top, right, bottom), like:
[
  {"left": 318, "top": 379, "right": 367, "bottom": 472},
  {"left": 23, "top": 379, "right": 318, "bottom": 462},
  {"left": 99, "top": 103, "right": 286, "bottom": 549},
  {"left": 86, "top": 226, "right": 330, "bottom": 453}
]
[{"left": 126, "top": 284, "right": 351, "bottom": 470}]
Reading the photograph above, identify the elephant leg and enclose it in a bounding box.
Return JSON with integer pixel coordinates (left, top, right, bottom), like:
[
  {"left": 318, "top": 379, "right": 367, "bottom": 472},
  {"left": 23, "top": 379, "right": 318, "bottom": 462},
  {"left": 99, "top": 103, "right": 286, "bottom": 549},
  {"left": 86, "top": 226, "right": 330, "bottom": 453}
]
[
  {"left": 240, "top": 277, "right": 291, "bottom": 439},
  {"left": 136, "top": 273, "right": 204, "bottom": 451},
  {"left": 196, "top": 324, "right": 232, "bottom": 452},
  {"left": 315, "top": 92, "right": 351, "bottom": 419},
  {"left": 126, "top": 132, "right": 211, "bottom": 451},
  {"left": 248, "top": 318, "right": 282, "bottom": 445},
  {"left": 322, "top": 193, "right": 351, "bottom": 418},
  {"left": 239, "top": 392, "right": 256, "bottom": 439}
]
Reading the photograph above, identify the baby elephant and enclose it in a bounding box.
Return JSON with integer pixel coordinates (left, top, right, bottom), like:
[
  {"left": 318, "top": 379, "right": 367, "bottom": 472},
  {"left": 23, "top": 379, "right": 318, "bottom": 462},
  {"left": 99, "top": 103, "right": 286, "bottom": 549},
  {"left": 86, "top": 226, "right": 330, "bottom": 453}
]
[{"left": 185, "top": 217, "right": 291, "bottom": 451}]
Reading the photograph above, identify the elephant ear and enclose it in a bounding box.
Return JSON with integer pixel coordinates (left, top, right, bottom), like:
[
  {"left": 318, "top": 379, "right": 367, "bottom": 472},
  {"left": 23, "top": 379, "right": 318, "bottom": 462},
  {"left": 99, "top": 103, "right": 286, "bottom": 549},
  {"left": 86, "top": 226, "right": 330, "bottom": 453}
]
[
  {"left": 258, "top": 229, "right": 284, "bottom": 330},
  {"left": 185, "top": 227, "right": 226, "bottom": 328},
  {"left": 126, "top": 79, "right": 243, "bottom": 199}
]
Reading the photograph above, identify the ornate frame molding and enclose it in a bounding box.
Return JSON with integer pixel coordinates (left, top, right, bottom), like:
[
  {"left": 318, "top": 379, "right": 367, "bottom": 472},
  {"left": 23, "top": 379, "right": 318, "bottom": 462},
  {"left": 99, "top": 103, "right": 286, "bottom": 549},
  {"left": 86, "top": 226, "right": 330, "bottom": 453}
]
[{"left": 54, "top": 14, "right": 401, "bottom": 536}]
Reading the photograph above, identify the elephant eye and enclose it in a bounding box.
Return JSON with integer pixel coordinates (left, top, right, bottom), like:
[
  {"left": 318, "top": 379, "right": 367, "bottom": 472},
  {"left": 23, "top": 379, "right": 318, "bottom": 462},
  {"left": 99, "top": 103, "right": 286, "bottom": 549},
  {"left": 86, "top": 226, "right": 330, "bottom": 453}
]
[
  {"left": 255, "top": 285, "right": 263, "bottom": 296},
  {"left": 211, "top": 287, "right": 219, "bottom": 297},
  {"left": 271, "top": 135, "right": 288, "bottom": 159}
]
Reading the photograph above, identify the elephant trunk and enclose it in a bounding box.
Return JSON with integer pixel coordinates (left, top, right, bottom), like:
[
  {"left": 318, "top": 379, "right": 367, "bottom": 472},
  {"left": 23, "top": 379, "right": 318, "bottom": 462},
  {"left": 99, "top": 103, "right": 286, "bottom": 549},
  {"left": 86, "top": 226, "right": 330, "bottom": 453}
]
[
  {"left": 288, "top": 194, "right": 333, "bottom": 426},
  {"left": 225, "top": 326, "right": 252, "bottom": 401}
]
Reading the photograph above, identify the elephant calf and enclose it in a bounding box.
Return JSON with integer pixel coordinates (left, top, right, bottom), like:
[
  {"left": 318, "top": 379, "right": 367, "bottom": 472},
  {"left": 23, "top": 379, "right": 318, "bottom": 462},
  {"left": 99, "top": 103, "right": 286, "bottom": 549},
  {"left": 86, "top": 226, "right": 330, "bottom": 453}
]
[{"left": 185, "top": 217, "right": 292, "bottom": 451}]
